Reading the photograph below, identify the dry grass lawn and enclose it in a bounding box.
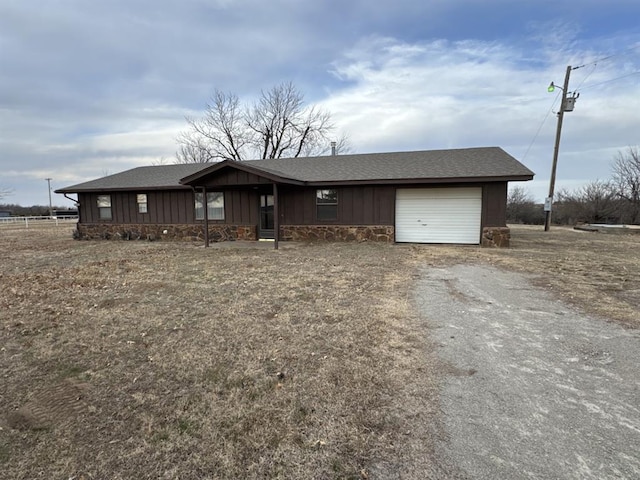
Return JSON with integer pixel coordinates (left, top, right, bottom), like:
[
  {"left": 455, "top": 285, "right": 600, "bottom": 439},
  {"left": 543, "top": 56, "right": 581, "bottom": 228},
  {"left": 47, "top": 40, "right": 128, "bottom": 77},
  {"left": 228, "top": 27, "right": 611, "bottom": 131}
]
[{"left": 1, "top": 222, "right": 638, "bottom": 479}]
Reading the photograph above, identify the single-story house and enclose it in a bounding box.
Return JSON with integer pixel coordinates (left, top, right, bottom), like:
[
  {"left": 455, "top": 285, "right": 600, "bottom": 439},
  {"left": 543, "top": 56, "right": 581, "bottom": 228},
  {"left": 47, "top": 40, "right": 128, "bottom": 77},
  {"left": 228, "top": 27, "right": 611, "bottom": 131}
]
[{"left": 55, "top": 147, "right": 534, "bottom": 247}]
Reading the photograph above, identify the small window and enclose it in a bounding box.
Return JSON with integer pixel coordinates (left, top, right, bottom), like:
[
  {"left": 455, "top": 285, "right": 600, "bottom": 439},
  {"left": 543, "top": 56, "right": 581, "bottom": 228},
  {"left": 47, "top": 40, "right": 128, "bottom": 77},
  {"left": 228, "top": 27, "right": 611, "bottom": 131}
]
[
  {"left": 137, "top": 194, "right": 148, "bottom": 214},
  {"left": 97, "top": 195, "right": 112, "bottom": 220},
  {"left": 316, "top": 189, "right": 338, "bottom": 220},
  {"left": 195, "top": 191, "right": 224, "bottom": 220}
]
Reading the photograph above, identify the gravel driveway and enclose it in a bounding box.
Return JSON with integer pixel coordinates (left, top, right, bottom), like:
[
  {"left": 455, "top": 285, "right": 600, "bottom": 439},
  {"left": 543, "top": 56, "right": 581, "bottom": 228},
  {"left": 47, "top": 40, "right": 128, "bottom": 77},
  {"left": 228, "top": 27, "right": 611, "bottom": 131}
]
[{"left": 415, "top": 265, "right": 640, "bottom": 480}]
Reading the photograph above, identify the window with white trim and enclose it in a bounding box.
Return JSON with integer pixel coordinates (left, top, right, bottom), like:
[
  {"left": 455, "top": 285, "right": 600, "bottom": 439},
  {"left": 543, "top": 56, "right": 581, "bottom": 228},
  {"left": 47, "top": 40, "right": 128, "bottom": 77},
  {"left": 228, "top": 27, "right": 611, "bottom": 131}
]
[
  {"left": 137, "top": 194, "right": 148, "bottom": 214},
  {"left": 195, "top": 192, "right": 225, "bottom": 220},
  {"left": 97, "top": 195, "right": 112, "bottom": 220}
]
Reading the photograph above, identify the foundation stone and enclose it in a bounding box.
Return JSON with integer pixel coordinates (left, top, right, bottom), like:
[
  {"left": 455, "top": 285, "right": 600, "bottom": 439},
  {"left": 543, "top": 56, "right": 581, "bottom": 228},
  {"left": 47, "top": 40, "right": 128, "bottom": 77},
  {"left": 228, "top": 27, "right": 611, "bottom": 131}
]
[{"left": 482, "top": 226, "right": 510, "bottom": 248}]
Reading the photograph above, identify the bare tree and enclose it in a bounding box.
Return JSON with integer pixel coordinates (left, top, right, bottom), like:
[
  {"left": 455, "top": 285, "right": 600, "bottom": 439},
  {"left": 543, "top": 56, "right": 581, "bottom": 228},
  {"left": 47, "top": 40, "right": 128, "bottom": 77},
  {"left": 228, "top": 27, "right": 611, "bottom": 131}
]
[
  {"left": 611, "top": 146, "right": 640, "bottom": 224},
  {"left": 575, "top": 181, "right": 618, "bottom": 224},
  {"left": 506, "top": 186, "right": 543, "bottom": 224},
  {"left": 555, "top": 181, "right": 618, "bottom": 225},
  {"left": 175, "top": 134, "right": 216, "bottom": 164},
  {"left": 304, "top": 131, "right": 352, "bottom": 157},
  {"left": 177, "top": 90, "right": 248, "bottom": 163},
  {"left": 176, "top": 82, "right": 346, "bottom": 163},
  {"left": 151, "top": 156, "right": 170, "bottom": 166}
]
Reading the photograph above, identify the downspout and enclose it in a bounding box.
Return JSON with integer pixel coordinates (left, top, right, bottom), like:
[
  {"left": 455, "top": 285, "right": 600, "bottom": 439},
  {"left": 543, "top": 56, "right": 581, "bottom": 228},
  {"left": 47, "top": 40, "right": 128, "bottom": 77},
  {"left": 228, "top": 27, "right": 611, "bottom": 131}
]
[
  {"left": 63, "top": 193, "right": 80, "bottom": 223},
  {"left": 273, "top": 183, "right": 279, "bottom": 250},
  {"left": 63, "top": 193, "right": 78, "bottom": 205}
]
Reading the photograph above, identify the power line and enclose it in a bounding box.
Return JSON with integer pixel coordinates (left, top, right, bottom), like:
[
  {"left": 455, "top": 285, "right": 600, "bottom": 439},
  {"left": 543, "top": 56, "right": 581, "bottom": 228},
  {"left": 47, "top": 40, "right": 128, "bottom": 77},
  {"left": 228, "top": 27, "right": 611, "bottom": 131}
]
[
  {"left": 522, "top": 45, "right": 640, "bottom": 165},
  {"left": 578, "top": 70, "right": 640, "bottom": 91},
  {"left": 521, "top": 92, "right": 562, "bottom": 163},
  {"left": 569, "top": 44, "right": 640, "bottom": 92},
  {"left": 572, "top": 63, "right": 598, "bottom": 92},
  {"left": 574, "top": 44, "right": 640, "bottom": 69}
]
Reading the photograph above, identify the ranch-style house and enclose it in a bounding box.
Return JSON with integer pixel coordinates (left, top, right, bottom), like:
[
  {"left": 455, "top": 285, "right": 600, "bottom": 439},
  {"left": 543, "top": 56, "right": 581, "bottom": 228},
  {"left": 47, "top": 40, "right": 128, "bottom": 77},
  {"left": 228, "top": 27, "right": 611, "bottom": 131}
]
[{"left": 56, "top": 146, "right": 534, "bottom": 248}]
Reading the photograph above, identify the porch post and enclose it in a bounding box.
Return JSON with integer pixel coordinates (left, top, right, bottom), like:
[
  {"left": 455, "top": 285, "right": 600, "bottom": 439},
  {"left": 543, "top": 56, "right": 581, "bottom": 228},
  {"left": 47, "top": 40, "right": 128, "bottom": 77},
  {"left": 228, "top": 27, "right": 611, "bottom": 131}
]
[
  {"left": 202, "top": 186, "right": 209, "bottom": 248},
  {"left": 273, "top": 183, "right": 279, "bottom": 250}
]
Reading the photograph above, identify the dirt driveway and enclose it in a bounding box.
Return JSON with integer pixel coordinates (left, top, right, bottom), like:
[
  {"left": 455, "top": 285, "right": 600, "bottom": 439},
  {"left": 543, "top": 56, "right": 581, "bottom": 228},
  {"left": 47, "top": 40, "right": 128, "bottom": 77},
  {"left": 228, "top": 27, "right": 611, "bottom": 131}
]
[{"left": 415, "top": 264, "right": 640, "bottom": 479}]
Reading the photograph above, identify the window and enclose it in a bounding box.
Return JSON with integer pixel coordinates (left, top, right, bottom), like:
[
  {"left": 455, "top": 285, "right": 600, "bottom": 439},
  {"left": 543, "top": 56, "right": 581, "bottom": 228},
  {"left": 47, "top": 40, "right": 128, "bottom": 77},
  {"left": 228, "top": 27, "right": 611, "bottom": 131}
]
[
  {"left": 316, "top": 189, "right": 338, "bottom": 220},
  {"left": 137, "top": 194, "right": 148, "bottom": 213},
  {"left": 97, "top": 195, "right": 112, "bottom": 220},
  {"left": 195, "top": 191, "right": 225, "bottom": 220}
]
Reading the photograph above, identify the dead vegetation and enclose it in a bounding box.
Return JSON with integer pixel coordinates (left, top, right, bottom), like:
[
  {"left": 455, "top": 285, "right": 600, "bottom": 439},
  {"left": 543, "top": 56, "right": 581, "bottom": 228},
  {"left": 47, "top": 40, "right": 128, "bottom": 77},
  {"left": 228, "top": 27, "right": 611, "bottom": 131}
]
[
  {"left": 0, "top": 224, "right": 438, "bottom": 479},
  {"left": 1, "top": 223, "right": 638, "bottom": 479}
]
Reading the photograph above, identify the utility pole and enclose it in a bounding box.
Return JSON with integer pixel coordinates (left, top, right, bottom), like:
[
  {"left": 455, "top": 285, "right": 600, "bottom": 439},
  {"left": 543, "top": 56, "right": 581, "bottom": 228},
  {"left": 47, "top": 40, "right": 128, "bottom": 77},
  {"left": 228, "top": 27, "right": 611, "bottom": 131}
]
[
  {"left": 544, "top": 65, "right": 579, "bottom": 231},
  {"left": 45, "top": 177, "right": 53, "bottom": 218}
]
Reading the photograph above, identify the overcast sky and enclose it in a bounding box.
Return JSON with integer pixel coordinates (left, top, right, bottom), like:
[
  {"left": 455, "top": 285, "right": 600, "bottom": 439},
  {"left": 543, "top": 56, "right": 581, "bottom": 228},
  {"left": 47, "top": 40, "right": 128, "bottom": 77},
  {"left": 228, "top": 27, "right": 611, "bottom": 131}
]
[{"left": 1, "top": 0, "right": 639, "bottom": 207}]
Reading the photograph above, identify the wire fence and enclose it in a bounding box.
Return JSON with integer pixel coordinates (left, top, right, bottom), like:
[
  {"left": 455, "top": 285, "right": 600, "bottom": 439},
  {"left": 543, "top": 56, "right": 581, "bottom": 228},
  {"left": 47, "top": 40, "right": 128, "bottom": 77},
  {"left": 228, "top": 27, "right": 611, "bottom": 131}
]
[{"left": 0, "top": 215, "right": 78, "bottom": 229}]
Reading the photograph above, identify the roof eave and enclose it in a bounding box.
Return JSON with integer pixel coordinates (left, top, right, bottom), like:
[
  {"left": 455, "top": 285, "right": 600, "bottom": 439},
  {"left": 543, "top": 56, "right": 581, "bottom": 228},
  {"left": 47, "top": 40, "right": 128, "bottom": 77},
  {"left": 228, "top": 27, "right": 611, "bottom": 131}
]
[
  {"left": 56, "top": 174, "right": 534, "bottom": 194},
  {"left": 55, "top": 185, "right": 193, "bottom": 194},
  {"left": 305, "top": 174, "right": 535, "bottom": 186}
]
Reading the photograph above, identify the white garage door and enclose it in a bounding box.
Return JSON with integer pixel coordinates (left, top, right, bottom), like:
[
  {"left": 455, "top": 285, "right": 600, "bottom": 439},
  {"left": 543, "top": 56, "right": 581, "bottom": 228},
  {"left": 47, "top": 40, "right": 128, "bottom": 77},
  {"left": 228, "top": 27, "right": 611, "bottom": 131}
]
[{"left": 395, "top": 187, "right": 482, "bottom": 244}]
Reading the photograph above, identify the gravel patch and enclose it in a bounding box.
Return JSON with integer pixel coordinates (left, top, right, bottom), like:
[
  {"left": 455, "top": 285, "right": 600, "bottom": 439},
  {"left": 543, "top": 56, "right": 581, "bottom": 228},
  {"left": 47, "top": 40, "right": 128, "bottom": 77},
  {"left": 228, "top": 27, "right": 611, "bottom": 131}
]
[{"left": 415, "top": 264, "right": 640, "bottom": 480}]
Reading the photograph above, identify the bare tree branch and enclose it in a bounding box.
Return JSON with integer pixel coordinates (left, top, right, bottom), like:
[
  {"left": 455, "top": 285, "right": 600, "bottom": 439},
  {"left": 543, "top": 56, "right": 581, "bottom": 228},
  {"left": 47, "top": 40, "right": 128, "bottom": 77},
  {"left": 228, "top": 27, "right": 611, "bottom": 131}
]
[
  {"left": 506, "top": 186, "right": 543, "bottom": 224},
  {"left": 555, "top": 181, "right": 618, "bottom": 224},
  {"left": 179, "top": 90, "right": 248, "bottom": 162},
  {"left": 151, "top": 156, "right": 170, "bottom": 166},
  {"left": 611, "top": 146, "right": 640, "bottom": 224},
  {"left": 175, "top": 132, "right": 216, "bottom": 163},
  {"left": 176, "top": 82, "right": 346, "bottom": 163}
]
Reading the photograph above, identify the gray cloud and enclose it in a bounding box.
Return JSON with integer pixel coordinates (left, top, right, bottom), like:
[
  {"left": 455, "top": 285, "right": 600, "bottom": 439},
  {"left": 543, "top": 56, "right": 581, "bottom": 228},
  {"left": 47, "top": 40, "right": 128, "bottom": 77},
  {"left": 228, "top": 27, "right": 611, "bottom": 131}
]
[{"left": 1, "top": 0, "right": 639, "bottom": 206}]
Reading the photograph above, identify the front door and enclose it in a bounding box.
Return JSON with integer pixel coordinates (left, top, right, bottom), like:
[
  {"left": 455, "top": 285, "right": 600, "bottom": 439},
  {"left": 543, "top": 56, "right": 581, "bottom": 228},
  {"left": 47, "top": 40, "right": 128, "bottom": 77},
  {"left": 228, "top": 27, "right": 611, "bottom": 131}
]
[{"left": 259, "top": 194, "right": 274, "bottom": 239}]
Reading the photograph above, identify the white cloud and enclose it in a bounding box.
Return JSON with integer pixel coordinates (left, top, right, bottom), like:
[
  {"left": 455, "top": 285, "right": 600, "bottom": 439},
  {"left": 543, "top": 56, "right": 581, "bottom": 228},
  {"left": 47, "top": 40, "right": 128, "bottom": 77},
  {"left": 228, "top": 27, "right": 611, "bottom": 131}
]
[{"left": 319, "top": 35, "right": 640, "bottom": 201}]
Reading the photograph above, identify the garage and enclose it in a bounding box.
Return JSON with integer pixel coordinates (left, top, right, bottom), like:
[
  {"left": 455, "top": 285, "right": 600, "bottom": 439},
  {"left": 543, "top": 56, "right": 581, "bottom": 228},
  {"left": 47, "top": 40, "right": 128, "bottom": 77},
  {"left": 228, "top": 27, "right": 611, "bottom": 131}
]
[{"left": 395, "top": 187, "right": 482, "bottom": 244}]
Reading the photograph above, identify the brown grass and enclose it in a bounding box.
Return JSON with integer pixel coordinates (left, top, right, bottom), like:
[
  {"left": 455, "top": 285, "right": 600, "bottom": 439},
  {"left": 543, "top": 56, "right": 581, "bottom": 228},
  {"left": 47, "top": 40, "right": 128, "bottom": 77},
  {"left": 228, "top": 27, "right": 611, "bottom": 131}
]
[
  {"left": 1, "top": 223, "right": 638, "bottom": 479},
  {"left": 1, "top": 223, "right": 437, "bottom": 479}
]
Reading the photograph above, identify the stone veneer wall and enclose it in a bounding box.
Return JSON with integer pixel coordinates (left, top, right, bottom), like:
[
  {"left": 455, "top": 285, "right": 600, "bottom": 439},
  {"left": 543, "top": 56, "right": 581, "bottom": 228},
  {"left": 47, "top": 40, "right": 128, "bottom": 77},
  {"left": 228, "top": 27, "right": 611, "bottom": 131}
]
[
  {"left": 75, "top": 223, "right": 509, "bottom": 247},
  {"left": 280, "top": 225, "right": 394, "bottom": 243},
  {"left": 75, "top": 223, "right": 256, "bottom": 242},
  {"left": 481, "top": 226, "right": 510, "bottom": 248}
]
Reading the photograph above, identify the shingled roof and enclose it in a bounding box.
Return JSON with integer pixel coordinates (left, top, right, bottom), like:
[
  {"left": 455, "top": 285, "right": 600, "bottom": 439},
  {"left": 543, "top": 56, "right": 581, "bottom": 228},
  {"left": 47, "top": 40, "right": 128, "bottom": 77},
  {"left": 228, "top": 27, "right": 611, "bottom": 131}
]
[
  {"left": 240, "top": 146, "right": 533, "bottom": 183},
  {"left": 57, "top": 147, "right": 533, "bottom": 193},
  {"left": 56, "top": 164, "right": 205, "bottom": 193}
]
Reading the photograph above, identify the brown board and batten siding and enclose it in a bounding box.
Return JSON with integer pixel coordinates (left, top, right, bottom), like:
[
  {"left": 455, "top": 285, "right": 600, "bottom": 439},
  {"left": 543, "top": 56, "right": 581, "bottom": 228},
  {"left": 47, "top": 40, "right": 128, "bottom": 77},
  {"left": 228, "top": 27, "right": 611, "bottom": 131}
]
[
  {"left": 80, "top": 189, "right": 262, "bottom": 226},
  {"left": 203, "top": 168, "right": 273, "bottom": 187},
  {"left": 481, "top": 182, "right": 508, "bottom": 227},
  {"left": 278, "top": 185, "right": 395, "bottom": 226},
  {"left": 79, "top": 190, "right": 196, "bottom": 224},
  {"left": 219, "top": 189, "right": 260, "bottom": 225},
  {"left": 197, "top": 167, "right": 276, "bottom": 225},
  {"left": 77, "top": 181, "right": 509, "bottom": 233}
]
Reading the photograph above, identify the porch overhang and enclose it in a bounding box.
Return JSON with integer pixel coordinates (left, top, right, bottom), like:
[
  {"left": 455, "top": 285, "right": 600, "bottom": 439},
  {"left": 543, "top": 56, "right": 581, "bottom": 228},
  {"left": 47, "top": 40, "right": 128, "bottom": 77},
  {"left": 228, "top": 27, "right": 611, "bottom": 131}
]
[{"left": 179, "top": 159, "right": 304, "bottom": 187}]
